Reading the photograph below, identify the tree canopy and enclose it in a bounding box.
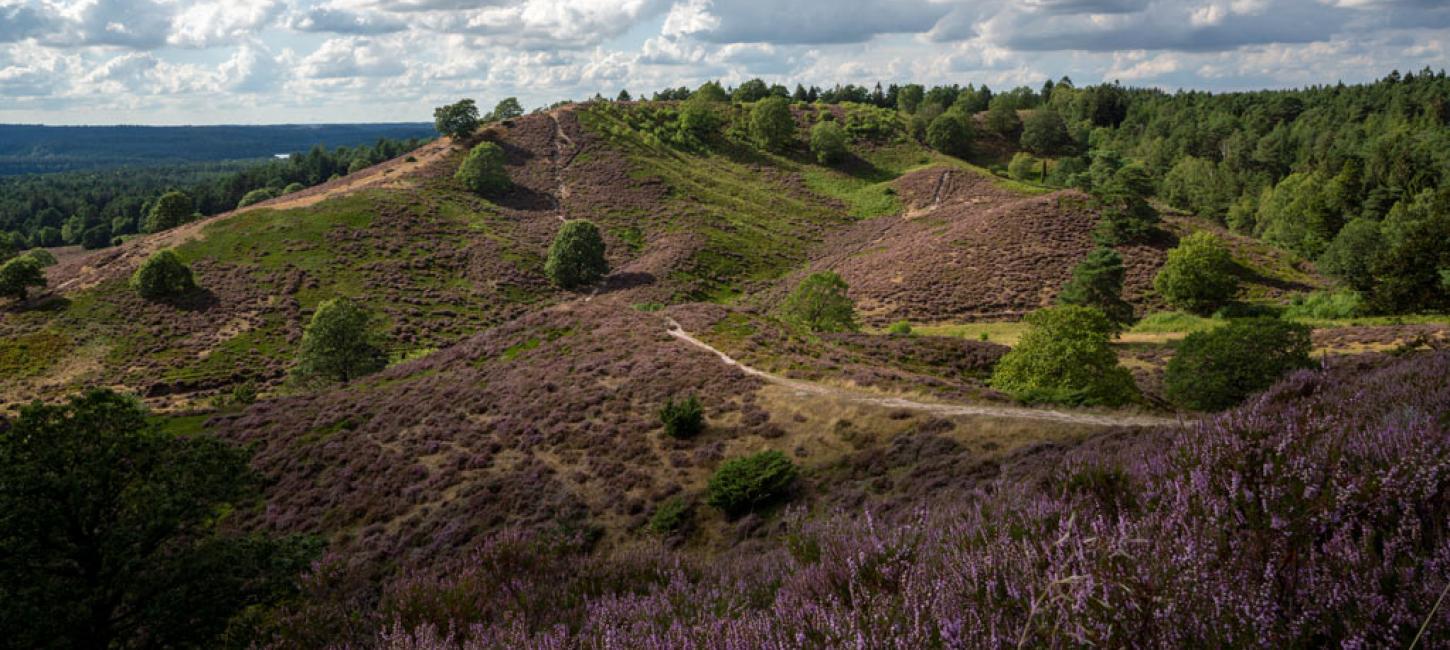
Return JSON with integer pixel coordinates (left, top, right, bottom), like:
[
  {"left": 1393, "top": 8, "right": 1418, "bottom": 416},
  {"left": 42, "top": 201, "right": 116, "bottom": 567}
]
[
  {"left": 990, "top": 305, "right": 1138, "bottom": 406},
  {"left": 0, "top": 389, "right": 317, "bottom": 648},
  {"left": 781, "top": 271, "right": 858, "bottom": 333},
  {"left": 545, "top": 219, "right": 609, "bottom": 290},
  {"left": 294, "top": 298, "right": 388, "bottom": 383},
  {"left": 434, "top": 99, "right": 481, "bottom": 140}
]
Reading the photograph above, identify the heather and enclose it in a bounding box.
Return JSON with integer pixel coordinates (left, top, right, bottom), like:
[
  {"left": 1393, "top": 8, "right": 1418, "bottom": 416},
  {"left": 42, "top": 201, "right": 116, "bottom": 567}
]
[{"left": 329, "top": 351, "right": 1450, "bottom": 648}]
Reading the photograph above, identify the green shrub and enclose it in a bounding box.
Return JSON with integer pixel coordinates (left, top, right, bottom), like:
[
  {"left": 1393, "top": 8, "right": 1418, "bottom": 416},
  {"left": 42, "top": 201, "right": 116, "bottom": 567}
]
[
  {"left": 925, "top": 113, "right": 972, "bottom": 157},
  {"left": 81, "top": 225, "right": 111, "bottom": 250},
  {"left": 648, "top": 497, "right": 691, "bottom": 535},
  {"left": 887, "top": 320, "right": 912, "bottom": 336},
  {"left": 986, "top": 100, "right": 1022, "bottom": 135},
  {"left": 707, "top": 450, "right": 798, "bottom": 517},
  {"left": 145, "top": 190, "right": 194, "bottom": 233},
  {"left": 0, "top": 256, "right": 46, "bottom": 302},
  {"left": 1164, "top": 317, "right": 1313, "bottom": 411},
  {"left": 294, "top": 298, "right": 387, "bottom": 383},
  {"left": 678, "top": 98, "right": 724, "bottom": 145},
  {"left": 545, "top": 220, "right": 609, "bottom": 290},
  {"left": 989, "top": 306, "right": 1138, "bottom": 406},
  {"left": 1283, "top": 289, "right": 1364, "bottom": 320},
  {"left": 659, "top": 395, "right": 704, "bottom": 438},
  {"left": 237, "top": 188, "right": 277, "bottom": 208},
  {"left": 282, "top": 182, "right": 305, "bottom": 194},
  {"left": 749, "top": 96, "right": 795, "bottom": 151},
  {"left": 1153, "top": 231, "right": 1239, "bottom": 315},
  {"left": 130, "top": 249, "right": 195, "bottom": 300},
  {"left": 23, "top": 249, "right": 57, "bottom": 267},
  {"left": 1008, "top": 152, "right": 1038, "bottom": 181},
  {"left": 455, "top": 141, "right": 510, "bottom": 195},
  {"left": 781, "top": 271, "right": 857, "bottom": 333},
  {"left": 809, "top": 120, "right": 848, "bottom": 165}
]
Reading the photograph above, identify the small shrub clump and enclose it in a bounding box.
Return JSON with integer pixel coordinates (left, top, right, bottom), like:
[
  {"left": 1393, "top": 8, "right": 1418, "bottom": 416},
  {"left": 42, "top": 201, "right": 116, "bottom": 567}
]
[
  {"left": 887, "top": 320, "right": 912, "bottom": 336},
  {"left": 0, "top": 255, "right": 46, "bottom": 302},
  {"left": 809, "top": 120, "right": 848, "bottom": 164},
  {"left": 130, "top": 249, "right": 195, "bottom": 300},
  {"left": 237, "top": 188, "right": 277, "bottom": 208},
  {"left": 781, "top": 271, "right": 857, "bottom": 333},
  {"left": 658, "top": 395, "right": 704, "bottom": 438},
  {"left": 990, "top": 305, "right": 1138, "bottom": 406},
  {"left": 707, "top": 450, "right": 798, "bottom": 517},
  {"left": 545, "top": 220, "right": 609, "bottom": 290},
  {"left": 455, "top": 141, "right": 510, "bottom": 195},
  {"left": 1164, "top": 317, "right": 1313, "bottom": 411},
  {"left": 1154, "top": 231, "right": 1239, "bottom": 315},
  {"left": 1282, "top": 289, "right": 1364, "bottom": 320},
  {"left": 648, "top": 497, "right": 691, "bottom": 536}
]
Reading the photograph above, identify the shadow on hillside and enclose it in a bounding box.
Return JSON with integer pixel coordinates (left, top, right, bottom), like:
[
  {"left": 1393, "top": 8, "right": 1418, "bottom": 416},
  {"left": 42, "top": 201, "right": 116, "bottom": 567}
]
[
  {"left": 837, "top": 153, "right": 895, "bottom": 183},
  {"left": 165, "top": 288, "right": 220, "bottom": 312},
  {"left": 493, "top": 138, "right": 538, "bottom": 166},
  {"left": 598, "top": 272, "right": 656, "bottom": 294},
  {"left": 1232, "top": 261, "right": 1314, "bottom": 293},
  {"left": 496, "top": 184, "right": 557, "bottom": 213}
]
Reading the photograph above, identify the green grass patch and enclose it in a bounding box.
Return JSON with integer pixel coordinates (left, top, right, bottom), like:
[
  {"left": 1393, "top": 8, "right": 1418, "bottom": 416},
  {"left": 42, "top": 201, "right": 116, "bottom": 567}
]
[
  {"left": 0, "top": 331, "right": 71, "bottom": 380},
  {"left": 150, "top": 413, "right": 212, "bottom": 437}
]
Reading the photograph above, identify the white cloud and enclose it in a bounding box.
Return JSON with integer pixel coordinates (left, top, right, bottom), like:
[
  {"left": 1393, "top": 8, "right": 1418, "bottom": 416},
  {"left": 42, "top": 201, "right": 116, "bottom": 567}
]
[
  {"left": 170, "top": 0, "right": 282, "bottom": 47},
  {"left": 298, "top": 36, "right": 407, "bottom": 77}
]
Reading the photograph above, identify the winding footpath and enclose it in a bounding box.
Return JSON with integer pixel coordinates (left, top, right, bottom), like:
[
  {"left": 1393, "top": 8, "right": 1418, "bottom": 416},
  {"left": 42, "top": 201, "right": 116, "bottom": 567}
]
[{"left": 664, "top": 318, "right": 1185, "bottom": 429}]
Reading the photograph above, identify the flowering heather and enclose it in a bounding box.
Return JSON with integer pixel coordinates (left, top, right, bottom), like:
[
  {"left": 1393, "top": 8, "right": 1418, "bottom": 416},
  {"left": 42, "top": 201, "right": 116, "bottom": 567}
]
[{"left": 317, "top": 351, "right": 1450, "bottom": 648}]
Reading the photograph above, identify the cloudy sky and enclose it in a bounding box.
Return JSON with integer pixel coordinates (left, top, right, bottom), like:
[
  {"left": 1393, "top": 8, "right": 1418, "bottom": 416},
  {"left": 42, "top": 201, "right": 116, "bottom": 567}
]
[{"left": 2, "top": 0, "right": 1447, "bottom": 125}]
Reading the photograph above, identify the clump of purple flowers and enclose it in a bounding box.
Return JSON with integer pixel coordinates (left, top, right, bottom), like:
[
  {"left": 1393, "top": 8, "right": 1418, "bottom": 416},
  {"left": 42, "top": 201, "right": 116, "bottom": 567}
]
[{"left": 276, "top": 352, "right": 1450, "bottom": 648}]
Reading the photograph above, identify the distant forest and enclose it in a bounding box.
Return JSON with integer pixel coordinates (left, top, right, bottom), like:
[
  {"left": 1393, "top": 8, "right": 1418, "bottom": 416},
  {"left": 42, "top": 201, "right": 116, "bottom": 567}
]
[
  {"left": 0, "top": 137, "right": 428, "bottom": 251},
  {"left": 0, "top": 123, "right": 434, "bottom": 175}
]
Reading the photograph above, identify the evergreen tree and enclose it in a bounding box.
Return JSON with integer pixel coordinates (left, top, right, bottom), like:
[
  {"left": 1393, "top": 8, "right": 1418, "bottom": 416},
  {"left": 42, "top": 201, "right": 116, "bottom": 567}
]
[{"left": 1057, "top": 247, "right": 1135, "bottom": 328}]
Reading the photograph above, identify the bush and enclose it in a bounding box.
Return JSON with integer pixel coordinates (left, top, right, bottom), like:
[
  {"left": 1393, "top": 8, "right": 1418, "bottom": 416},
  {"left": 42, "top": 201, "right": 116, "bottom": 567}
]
[
  {"left": 145, "top": 190, "right": 194, "bottom": 233},
  {"left": 1153, "top": 231, "right": 1239, "bottom": 315},
  {"left": 545, "top": 219, "right": 609, "bottom": 290},
  {"left": 781, "top": 271, "right": 857, "bottom": 333},
  {"left": 887, "top": 320, "right": 912, "bottom": 336},
  {"left": 707, "top": 450, "right": 798, "bottom": 517},
  {"left": 1057, "top": 247, "right": 1134, "bottom": 328},
  {"left": 490, "top": 97, "right": 524, "bottom": 121},
  {"left": 1164, "top": 317, "right": 1313, "bottom": 411},
  {"left": 23, "top": 249, "right": 57, "bottom": 267},
  {"left": 989, "top": 306, "right": 1138, "bottom": 406},
  {"left": 455, "top": 141, "right": 510, "bottom": 195},
  {"left": 1282, "top": 289, "right": 1364, "bottom": 320},
  {"left": 237, "top": 187, "right": 276, "bottom": 208},
  {"left": 1007, "top": 152, "right": 1038, "bottom": 181},
  {"left": 648, "top": 497, "right": 691, "bottom": 535},
  {"left": 130, "top": 249, "right": 195, "bottom": 300},
  {"left": 658, "top": 395, "right": 704, "bottom": 438},
  {"left": 282, "top": 182, "right": 305, "bottom": 194},
  {"left": 749, "top": 96, "right": 795, "bottom": 151},
  {"left": 80, "top": 224, "right": 111, "bottom": 250},
  {"left": 294, "top": 298, "right": 387, "bottom": 383},
  {"left": 809, "top": 121, "right": 848, "bottom": 165},
  {"left": 0, "top": 255, "right": 46, "bottom": 302},
  {"left": 434, "top": 99, "right": 481, "bottom": 140},
  {"left": 678, "top": 98, "right": 724, "bottom": 144},
  {"left": 925, "top": 113, "right": 972, "bottom": 157}
]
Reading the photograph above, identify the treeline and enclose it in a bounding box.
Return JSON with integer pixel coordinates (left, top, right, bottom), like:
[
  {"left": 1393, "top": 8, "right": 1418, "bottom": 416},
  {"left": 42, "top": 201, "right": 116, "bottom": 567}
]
[
  {"left": 0, "top": 123, "right": 433, "bottom": 175},
  {"left": 632, "top": 70, "right": 1449, "bottom": 313},
  {"left": 0, "top": 137, "right": 427, "bottom": 254}
]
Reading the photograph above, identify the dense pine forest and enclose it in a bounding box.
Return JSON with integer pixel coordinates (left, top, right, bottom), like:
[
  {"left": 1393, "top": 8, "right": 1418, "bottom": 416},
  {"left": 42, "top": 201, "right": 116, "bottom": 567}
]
[{"left": 0, "top": 137, "right": 428, "bottom": 252}]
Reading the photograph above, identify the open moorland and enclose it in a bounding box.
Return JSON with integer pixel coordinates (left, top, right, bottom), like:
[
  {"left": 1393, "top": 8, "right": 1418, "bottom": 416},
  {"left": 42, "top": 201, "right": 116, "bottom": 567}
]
[{"left": 2, "top": 75, "right": 1449, "bottom": 648}]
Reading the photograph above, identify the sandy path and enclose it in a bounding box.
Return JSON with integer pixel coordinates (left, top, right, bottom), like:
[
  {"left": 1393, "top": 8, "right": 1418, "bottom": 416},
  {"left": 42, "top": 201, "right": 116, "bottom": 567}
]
[{"left": 664, "top": 317, "right": 1183, "bottom": 428}]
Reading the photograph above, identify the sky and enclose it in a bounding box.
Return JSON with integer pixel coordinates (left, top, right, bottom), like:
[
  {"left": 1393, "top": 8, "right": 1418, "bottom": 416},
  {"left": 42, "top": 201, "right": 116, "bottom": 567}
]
[{"left": 1, "top": 0, "right": 1447, "bottom": 125}]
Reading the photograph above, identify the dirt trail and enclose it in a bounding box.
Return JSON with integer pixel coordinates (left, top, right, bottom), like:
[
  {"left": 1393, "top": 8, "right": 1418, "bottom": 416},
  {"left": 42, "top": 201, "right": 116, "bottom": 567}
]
[
  {"left": 548, "top": 110, "right": 580, "bottom": 223},
  {"left": 664, "top": 317, "right": 1183, "bottom": 428}
]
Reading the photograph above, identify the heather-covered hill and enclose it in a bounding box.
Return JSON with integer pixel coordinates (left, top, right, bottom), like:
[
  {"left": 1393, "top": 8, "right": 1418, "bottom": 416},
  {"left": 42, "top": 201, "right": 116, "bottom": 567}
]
[
  {"left": 3, "top": 102, "right": 1040, "bottom": 407},
  {"left": 263, "top": 347, "right": 1450, "bottom": 648}
]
